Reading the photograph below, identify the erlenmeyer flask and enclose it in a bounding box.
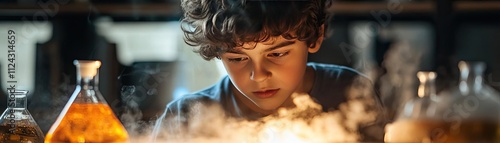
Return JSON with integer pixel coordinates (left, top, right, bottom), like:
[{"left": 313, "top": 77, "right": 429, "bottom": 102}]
[
  {"left": 0, "top": 90, "right": 44, "bottom": 143},
  {"left": 45, "top": 60, "right": 129, "bottom": 143},
  {"left": 441, "top": 61, "right": 500, "bottom": 142},
  {"left": 385, "top": 71, "right": 447, "bottom": 143},
  {"left": 386, "top": 62, "right": 500, "bottom": 143}
]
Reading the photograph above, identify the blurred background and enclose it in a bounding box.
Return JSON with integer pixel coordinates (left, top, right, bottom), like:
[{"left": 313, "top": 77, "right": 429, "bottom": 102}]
[{"left": 0, "top": 0, "right": 499, "bottom": 134}]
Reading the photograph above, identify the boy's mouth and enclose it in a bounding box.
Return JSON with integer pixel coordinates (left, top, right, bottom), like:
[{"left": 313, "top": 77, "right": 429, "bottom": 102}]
[{"left": 252, "top": 89, "right": 279, "bottom": 99}]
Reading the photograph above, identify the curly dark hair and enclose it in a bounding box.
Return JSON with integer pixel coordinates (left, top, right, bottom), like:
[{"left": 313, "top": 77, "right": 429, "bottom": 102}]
[{"left": 181, "top": 0, "right": 332, "bottom": 60}]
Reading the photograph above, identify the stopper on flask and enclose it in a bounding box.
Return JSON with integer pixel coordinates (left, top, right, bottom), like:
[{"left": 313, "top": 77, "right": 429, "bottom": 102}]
[{"left": 74, "top": 60, "right": 102, "bottom": 78}]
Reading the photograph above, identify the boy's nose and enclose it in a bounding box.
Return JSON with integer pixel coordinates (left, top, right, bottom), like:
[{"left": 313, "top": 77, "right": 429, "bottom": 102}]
[{"left": 250, "top": 66, "right": 270, "bottom": 82}]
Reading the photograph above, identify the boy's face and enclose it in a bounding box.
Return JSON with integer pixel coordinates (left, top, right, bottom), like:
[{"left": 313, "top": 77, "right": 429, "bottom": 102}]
[{"left": 220, "top": 36, "right": 321, "bottom": 111}]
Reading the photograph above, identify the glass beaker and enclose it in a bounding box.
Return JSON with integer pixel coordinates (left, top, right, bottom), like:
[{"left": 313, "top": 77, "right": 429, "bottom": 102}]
[
  {"left": 385, "top": 61, "right": 500, "bottom": 143},
  {"left": 440, "top": 61, "right": 500, "bottom": 142},
  {"left": 45, "top": 60, "right": 129, "bottom": 143},
  {"left": 385, "top": 71, "right": 446, "bottom": 143},
  {"left": 0, "top": 90, "right": 44, "bottom": 143}
]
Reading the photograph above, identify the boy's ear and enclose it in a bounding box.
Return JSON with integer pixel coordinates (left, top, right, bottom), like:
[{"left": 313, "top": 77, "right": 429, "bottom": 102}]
[{"left": 308, "top": 24, "right": 325, "bottom": 53}]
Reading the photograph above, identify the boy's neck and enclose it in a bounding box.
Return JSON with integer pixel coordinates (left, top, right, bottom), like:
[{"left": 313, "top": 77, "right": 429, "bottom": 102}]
[{"left": 301, "top": 66, "right": 316, "bottom": 94}]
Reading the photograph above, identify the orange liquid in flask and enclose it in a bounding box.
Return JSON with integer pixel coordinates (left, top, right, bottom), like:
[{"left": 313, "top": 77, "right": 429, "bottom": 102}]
[{"left": 45, "top": 103, "right": 129, "bottom": 143}]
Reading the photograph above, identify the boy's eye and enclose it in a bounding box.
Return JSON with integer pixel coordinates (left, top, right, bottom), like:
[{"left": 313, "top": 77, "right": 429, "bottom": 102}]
[
  {"left": 227, "top": 57, "right": 248, "bottom": 62},
  {"left": 268, "top": 51, "right": 289, "bottom": 58}
]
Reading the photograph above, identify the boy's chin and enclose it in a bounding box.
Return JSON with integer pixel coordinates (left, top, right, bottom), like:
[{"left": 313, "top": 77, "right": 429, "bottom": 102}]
[
  {"left": 252, "top": 96, "right": 292, "bottom": 111},
  {"left": 255, "top": 101, "right": 282, "bottom": 111},
  {"left": 257, "top": 105, "right": 279, "bottom": 111}
]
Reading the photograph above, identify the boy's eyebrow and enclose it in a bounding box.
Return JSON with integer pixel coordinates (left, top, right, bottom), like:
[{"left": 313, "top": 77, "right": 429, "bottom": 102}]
[
  {"left": 264, "top": 40, "right": 296, "bottom": 52},
  {"left": 227, "top": 40, "right": 296, "bottom": 54}
]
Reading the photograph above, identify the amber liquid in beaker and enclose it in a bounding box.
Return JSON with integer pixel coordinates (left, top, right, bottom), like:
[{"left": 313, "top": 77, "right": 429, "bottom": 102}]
[
  {"left": 0, "top": 90, "right": 44, "bottom": 143},
  {"left": 0, "top": 126, "right": 44, "bottom": 143},
  {"left": 386, "top": 119, "right": 500, "bottom": 143},
  {"left": 45, "top": 103, "right": 129, "bottom": 143}
]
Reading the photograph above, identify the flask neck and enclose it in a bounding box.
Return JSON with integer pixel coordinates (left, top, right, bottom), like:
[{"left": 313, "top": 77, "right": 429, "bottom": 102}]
[
  {"left": 460, "top": 72, "right": 484, "bottom": 86},
  {"left": 458, "top": 61, "right": 486, "bottom": 94},
  {"left": 75, "top": 61, "right": 100, "bottom": 90},
  {"left": 6, "top": 90, "right": 28, "bottom": 109},
  {"left": 72, "top": 60, "right": 103, "bottom": 104},
  {"left": 77, "top": 73, "right": 99, "bottom": 90}
]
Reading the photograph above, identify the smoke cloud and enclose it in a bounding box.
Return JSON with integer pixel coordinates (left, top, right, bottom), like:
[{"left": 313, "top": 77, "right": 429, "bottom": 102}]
[{"left": 128, "top": 75, "right": 384, "bottom": 143}]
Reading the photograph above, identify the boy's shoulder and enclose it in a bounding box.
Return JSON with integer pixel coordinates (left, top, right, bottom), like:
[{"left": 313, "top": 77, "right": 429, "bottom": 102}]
[
  {"left": 165, "top": 77, "right": 230, "bottom": 113},
  {"left": 307, "top": 62, "right": 376, "bottom": 110},
  {"left": 307, "top": 62, "right": 368, "bottom": 81}
]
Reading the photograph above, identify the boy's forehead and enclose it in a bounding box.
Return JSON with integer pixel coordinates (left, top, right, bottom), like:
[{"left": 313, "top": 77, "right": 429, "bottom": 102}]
[{"left": 237, "top": 36, "right": 286, "bottom": 49}]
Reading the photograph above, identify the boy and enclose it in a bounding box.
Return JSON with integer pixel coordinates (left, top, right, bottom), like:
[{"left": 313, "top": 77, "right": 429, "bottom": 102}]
[{"left": 154, "top": 0, "right": 386, "bottom": 141}]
